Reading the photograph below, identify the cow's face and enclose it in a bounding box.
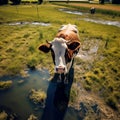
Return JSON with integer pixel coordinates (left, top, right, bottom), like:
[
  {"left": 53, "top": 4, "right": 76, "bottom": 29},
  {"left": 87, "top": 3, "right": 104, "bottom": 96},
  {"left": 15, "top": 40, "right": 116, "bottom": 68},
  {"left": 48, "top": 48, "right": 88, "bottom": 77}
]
[{"left": 39, "top": 38, "right": 80, "bottom": 74}]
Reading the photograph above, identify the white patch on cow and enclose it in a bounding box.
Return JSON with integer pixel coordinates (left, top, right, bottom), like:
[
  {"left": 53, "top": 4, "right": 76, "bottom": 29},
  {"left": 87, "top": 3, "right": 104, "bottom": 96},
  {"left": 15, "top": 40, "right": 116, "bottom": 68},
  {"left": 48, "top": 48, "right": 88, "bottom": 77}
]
[
  {"left": 51, "top": 38, "right": 68, "bottom": 73},
  {"left": 59, "top": 24, "right": 78, "bottom": 33},
  {"left": 51, "top": 24, "right": 79, "bottom": 74}
]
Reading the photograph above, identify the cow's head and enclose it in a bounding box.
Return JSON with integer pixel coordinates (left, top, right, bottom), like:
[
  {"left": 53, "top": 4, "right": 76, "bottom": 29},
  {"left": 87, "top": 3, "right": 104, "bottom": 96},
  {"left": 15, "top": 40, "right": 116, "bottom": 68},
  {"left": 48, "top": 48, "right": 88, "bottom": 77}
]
[{"left": 39, "top": 38, "right": 80, "bottom": 74}]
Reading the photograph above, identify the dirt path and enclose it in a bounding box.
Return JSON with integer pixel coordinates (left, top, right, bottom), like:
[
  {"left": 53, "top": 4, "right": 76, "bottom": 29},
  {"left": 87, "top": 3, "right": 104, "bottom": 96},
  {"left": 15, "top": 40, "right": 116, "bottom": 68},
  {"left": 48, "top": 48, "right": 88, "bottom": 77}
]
[{"left": 69, "top": 3, "right": 120, "bottom": 12}]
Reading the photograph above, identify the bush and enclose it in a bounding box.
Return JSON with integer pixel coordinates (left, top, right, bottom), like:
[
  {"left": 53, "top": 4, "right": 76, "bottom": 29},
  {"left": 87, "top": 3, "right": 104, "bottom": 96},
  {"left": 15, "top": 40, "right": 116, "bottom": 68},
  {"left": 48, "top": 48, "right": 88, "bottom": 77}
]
[
  {"left": 28, "top": 89, "right": 46, "bottom": 106},
  {"left": 112, "top": 0, "right": 120, "bottom": 4},
  {"left": 0, "top": 0, "right": 8, "bottom": 5},
  {"left": 10, "top": 0, "right": 21, "bottom": 5}
]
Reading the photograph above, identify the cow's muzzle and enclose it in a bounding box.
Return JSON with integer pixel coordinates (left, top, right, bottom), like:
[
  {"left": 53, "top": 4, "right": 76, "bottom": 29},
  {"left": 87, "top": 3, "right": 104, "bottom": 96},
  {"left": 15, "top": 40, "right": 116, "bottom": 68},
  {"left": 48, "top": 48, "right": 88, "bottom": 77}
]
[{"left": 56, "top": 66, "right": 65, "bottom": 74}]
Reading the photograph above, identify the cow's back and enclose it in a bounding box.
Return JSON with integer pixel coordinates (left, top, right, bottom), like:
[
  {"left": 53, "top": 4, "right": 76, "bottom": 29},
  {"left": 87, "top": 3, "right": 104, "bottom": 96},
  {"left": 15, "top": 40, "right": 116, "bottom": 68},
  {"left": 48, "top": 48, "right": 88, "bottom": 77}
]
[
  {"left": 56, "top": 30, "right": 79, "bottom": 41},
  {"left": 56, "top": 24, "right": 80, "bottom": 41}
]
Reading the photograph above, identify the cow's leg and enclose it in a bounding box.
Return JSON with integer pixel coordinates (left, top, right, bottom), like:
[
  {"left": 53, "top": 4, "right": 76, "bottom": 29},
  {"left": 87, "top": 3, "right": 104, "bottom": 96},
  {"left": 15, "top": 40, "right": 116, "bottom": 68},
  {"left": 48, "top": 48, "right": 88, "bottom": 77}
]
[
  {"left": 57, "top": 74, "right": 69, "bottom": 84},
  {"left": 57, "top": 74, "right": 62, "bottom": 83},
  {"left": 64, "top": 74, "right": 68, "bottom": 84}
]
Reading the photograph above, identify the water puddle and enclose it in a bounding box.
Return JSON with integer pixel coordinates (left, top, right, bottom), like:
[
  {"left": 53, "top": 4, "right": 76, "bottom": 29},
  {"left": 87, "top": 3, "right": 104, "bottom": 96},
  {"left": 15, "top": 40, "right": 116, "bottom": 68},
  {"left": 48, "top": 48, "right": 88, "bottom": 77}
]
[
  {"left": 84, "top": 18, "right": 120, "bottom": 27},
  {"left": 7, "top": 21, "right": 51, "bottom": 26},
  {"left": 59, "top": 8, "right": 120, "bottom": 27},
  {"left": 0, "top": 68, "right": 50, "bottom": 120},
  {"left": 59, "top": 8, "right": 83, "bottom": 16},
  {"left": 77, "top": 39, "right": 100, "bottom": 62},
  {"left": 0, "top": 68, "right": 79, "bottom": 120}
]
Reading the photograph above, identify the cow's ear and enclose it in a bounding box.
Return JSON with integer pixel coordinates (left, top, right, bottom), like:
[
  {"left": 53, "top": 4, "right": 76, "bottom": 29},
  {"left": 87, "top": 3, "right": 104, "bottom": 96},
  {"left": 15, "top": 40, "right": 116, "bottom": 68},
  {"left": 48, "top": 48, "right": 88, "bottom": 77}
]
[
  {"left": 38, "top": 44, "right": 51, "bottom": 53},
  {"left": 67, "top": 41, "right": 80, "bottom": 51}
]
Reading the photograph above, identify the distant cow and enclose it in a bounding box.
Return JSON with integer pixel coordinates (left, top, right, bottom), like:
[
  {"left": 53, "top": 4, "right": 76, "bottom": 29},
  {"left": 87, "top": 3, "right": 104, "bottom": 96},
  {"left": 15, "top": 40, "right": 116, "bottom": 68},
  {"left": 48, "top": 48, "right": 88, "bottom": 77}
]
[
  {"left": 90, "top": 7, "right": 96, "bottom": 14},
  {"left": 39, "top": 24, "right": 81, "bottom": 83}
]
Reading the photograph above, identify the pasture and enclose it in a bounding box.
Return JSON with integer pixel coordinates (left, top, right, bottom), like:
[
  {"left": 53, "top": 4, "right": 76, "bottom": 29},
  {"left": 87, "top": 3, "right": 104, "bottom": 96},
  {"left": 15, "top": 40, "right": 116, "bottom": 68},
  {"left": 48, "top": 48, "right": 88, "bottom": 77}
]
[{"left": 0, "top": 2, "right": 120, "bottom": 119}]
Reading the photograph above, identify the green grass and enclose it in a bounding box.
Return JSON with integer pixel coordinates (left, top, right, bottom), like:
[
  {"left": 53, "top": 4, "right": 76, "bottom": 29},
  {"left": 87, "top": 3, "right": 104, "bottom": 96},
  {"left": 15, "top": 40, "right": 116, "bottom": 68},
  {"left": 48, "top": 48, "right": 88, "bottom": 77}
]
[
  {"left": 81, "top": 37, "right": 120, "bottom": 110},
  {"left": 0, "top": 3, "right": 120, "bottom": 111}
]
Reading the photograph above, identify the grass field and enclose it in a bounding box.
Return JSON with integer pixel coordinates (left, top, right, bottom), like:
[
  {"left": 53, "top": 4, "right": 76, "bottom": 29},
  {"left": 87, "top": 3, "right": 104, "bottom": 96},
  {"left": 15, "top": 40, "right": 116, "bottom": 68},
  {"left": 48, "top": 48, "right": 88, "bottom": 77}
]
[
  {"left": 0, "top": 3, "right": 120, "bottom": 113},
  {"left": 69, "top": 3, "right": 120, "bottom": 12},
  {"left": 53, "top": 2, "right": 120, "bottom": 17}
]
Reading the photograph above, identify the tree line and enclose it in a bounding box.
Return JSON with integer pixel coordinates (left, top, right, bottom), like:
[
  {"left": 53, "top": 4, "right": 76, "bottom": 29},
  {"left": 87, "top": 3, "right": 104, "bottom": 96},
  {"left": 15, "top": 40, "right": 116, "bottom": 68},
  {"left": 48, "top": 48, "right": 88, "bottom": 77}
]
[
  {"left": 0, "top": 0, "right": 43, "bottom": 5},
  {"left": 99, "top": 0, "right": 120, "bottom": 4},
  {"left": 0, "top": 0, "right": 120, "bottom": 5}
]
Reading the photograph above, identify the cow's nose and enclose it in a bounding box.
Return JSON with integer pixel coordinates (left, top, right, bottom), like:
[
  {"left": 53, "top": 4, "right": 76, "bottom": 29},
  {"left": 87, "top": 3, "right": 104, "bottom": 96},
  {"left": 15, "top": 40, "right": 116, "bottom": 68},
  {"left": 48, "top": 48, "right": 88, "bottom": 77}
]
[{"left": 56, "top": 66, "right": 65, "bottom": 74}]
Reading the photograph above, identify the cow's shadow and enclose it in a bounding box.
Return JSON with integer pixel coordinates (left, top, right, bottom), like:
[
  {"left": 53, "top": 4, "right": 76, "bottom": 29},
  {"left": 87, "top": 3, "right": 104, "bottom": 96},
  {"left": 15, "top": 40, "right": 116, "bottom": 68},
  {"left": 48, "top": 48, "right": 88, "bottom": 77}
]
[{"left": 41, "top": 67, "right": 74, "bottom": 120}]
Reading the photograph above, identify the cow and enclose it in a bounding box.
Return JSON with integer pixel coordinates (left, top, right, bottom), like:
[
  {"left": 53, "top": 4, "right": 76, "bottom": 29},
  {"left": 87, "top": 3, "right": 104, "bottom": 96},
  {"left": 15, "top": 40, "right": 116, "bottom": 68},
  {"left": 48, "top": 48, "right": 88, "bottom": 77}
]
[
  {"left": 38, "top": 24, "right": 81, "bottom": 84},
  {"left": 90, "top": 7, "right": 96, "bottom": 14}
]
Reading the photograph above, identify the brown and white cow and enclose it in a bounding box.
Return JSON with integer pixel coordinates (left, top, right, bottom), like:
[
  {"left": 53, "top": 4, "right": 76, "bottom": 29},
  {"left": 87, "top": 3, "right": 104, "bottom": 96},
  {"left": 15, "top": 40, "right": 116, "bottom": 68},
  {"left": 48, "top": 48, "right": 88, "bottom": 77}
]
[{"left": 39, "top": 24, "right": 80, "bottom": 83}]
